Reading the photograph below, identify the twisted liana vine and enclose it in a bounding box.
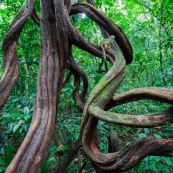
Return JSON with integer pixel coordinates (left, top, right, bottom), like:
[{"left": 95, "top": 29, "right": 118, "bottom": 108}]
[{"left": 0, "top": 0, "right": 173, "bottom": 172}]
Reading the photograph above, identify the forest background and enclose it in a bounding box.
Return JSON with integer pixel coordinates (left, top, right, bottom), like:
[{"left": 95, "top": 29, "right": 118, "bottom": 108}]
[{"left": 0, "top": 0, "right": 172, "bottom": 172}]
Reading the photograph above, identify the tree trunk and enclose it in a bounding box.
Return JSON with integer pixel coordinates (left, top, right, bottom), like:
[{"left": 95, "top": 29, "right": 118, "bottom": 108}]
[{"left": 5, "top": 0, "right": 69, "bottom": 172}]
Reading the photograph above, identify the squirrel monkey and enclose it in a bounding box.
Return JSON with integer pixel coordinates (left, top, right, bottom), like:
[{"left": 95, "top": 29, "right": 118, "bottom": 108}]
[{"left": 97, "top": 35, "right": 115, "bottom": 72}]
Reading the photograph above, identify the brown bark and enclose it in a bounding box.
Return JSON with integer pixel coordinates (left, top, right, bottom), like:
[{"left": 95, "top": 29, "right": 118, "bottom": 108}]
[
  {"left": 0, "top": 0, "right": 173, "bottom": 173},
  {"left": 4, "top": 0, "right": 69, "bottom": 172},
  {"left": 0, "top": 0, "right": 36, "bottom": 109}
]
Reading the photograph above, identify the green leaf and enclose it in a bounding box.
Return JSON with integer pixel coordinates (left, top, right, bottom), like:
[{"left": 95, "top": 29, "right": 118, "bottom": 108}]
[
  {"left": 165, "top": 157, "right": 171, "bottom": 165},
  {"left": 138, "top": 133, "right": 146, "bottom": 139},
  {"left": 13, "top": 120, "right": 23, "bottom": 133},
  {"left": 0, "top": 157, "right": 6, "bottom": 166},
  {"left": 41, "top": 156, "right": 54, "bottom": 173},
  {"left": 4, "top": 145, "right": 13, "bottom": 166},
  {"left": 0, "top": 166, "right": 6, "bottom": 171},
  {"left": 23, "top": 106, "right": 30, "bottom": 116},
  {"left": 49, "top": 146, "right": 58, "bottom": 153},
  {"left": 153, "top": 134, "right": 162, "bottom": 139},
  {"left": 2, "top": 113, "right": 23, "bottom": 119}
]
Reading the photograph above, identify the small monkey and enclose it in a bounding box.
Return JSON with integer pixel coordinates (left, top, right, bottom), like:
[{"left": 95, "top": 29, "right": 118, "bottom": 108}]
[{"left": 97, "top": 35, "right": 115, "bottom": 72}]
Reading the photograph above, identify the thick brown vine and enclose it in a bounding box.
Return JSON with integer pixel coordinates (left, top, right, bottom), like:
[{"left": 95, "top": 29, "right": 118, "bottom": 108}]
[{"left": 0, "top": 0, "right": 173, "bottom": 172}]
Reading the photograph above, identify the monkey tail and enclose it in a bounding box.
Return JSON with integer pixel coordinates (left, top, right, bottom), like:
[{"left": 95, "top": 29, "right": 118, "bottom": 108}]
[{"left": 101, "top": 45, "right": 108, "bottom": 72}]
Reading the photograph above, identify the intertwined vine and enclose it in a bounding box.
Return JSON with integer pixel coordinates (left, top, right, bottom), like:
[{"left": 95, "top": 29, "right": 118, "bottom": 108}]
[{"left": 0, "top": 0, "right": 173, "bottom": 172}]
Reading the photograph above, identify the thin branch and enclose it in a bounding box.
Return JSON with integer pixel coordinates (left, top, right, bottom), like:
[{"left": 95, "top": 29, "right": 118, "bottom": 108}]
[
  {"left": 62, "top": 71, "right": 72, "bottom": 88},
  {"left": 31, "top": 8, "right": 40, "bottom": 26}
]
